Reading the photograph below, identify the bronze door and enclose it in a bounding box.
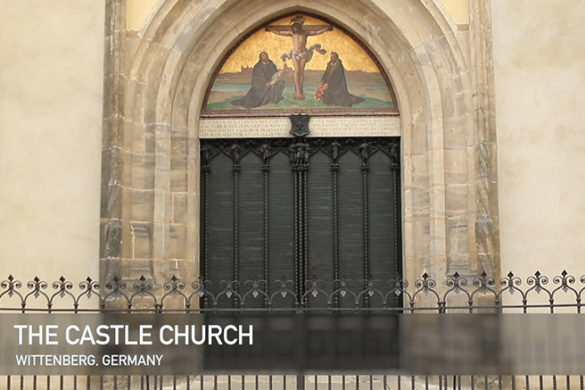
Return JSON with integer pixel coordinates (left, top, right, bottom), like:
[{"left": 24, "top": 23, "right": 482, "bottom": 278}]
[{"left": 200, "top": 137, "right": 401, "bottom": 308}]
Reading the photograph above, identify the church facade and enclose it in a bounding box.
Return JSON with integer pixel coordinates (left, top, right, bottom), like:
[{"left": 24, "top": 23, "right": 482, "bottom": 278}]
[{"left": 1, "top": 0, "right": 584, "bottom": 296}]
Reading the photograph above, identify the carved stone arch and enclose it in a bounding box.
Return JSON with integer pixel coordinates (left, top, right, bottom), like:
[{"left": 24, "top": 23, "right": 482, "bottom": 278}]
[{"left": 101, "top": 0, "right": 499, "bottom": 291}]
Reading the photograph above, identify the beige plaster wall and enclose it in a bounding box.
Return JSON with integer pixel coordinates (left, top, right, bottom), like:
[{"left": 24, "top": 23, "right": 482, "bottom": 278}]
[
  {"left": 492, "top": 0, "right": 585, "bottom": 279},
  {"left": 3, "top": 0, "right": 584, "bottom": 289},
  {"left": 127, "top": 0, "right": 159, "bottom": 31},
  {"left": 0, "top": 0, "right": 104, "bottom": 283},
  {"left": 439, "top": 0, "right": 469, "bottom": 25}
]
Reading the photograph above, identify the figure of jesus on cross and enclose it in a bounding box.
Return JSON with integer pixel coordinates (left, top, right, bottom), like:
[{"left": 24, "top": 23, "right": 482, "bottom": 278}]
[{"left": 266, "top": 15, "right": 333, "bottom": 100}]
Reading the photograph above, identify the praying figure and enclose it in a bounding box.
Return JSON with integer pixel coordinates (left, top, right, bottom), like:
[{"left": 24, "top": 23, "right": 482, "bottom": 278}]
[
  {"left": 318, "top": 52, "right": 364, "bottom": 107},
  {"left": 231, "top": 51, "right": 286, "bottom": 109}
]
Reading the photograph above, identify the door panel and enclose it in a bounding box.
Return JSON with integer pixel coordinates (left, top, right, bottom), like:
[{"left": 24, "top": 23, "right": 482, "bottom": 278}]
[
  {"left": 337, "top": 151, "right": 364, "bottom": 285},
  {"left": 205, "top": 152, "right": 235, "bottom": 295},
  {"left": 267, "top": 152, "right": 295, "bottom": 296}
]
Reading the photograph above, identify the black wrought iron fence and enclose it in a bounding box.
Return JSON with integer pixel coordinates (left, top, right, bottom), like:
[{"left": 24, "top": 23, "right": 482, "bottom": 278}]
[
  {"left": 1, "top": 270, "right": 584, "bottom": 313},
  {"left": 1, "top": 270, "right": 585, "bottom": 390},
  {"left": 4, "top": 373, "right": 585, "bottom": 390}
]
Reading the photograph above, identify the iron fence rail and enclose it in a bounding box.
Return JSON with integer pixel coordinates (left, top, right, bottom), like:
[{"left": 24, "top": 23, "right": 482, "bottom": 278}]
[
  {"left": 2, "top": 373, "right": 585, "bottom": 390},
  {"left": 0, "top": 270, "right": 583, "bottom": 312},
  {"left": 2, "top": 270, "right": 585, "bottom": 389}
]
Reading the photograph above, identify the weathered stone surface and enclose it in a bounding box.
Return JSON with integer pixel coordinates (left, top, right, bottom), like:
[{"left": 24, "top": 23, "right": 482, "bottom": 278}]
[
  {"left": 130, "top": 222, "right": 152, "bottom": 259},
  {"left": 100, "top": 148, "right": 122, "bottom": 217},
  {"left": 130, "top": 152, "right": 155, "bottom": 189},
  {"left": 169, "top": 223, "right": 186, "bottom": 260},
  {"left": 445, "top": 185, "right": 469, "bottom": 216},
  {"left": 121, "top": 258, "right": 153, "bottom": 281},
  {"left": 128, "top": 188, "right": 154, "bottom": 222},
  {"left": 100, "top": 219, "right": 121, "bottom": 259},
  {"left": 99, "top": 258, "right": 121, "bottom": 287},
  {"left": 170, "top": 155, "right": 188, "bottom": 192},
  {"left": 172, "top": 193, "right": 188, "bottom": 224}
]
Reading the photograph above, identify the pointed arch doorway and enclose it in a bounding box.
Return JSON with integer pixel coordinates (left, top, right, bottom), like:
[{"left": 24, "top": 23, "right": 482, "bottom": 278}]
[
  {"left": 100, "top": 0, "right": 500, "bottom": 299},
  {"left": 199, "top": 13, "right": 402, "bottom": 309}
]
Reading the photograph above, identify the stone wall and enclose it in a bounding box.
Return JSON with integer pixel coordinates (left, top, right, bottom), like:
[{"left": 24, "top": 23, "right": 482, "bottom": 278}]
[{"left": 0, "top": 0, "right": 582, "bottom": 302}]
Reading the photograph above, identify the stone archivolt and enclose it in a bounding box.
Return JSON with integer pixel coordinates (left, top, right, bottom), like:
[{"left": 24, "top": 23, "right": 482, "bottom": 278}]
[{"left": 100, "top": 0, "right": 499, "bottom": 297}]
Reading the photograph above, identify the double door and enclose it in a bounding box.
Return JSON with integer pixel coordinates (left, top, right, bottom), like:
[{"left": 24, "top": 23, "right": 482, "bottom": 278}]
[{"left": 200, "top": 137, "right": 401, "bottom": 308}]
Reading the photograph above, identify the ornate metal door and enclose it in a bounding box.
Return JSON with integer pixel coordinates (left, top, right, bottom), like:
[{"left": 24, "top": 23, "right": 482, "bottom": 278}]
[{"left": 200, "top": 137, "right": 401, "bottom": 308}]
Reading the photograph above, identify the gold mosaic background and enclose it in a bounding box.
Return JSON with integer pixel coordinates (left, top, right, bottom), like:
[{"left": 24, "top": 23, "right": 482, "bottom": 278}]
[{"left": 219, "top": 15, "right": 379, "bottom": 73}]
